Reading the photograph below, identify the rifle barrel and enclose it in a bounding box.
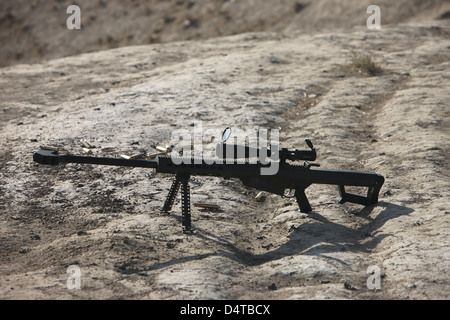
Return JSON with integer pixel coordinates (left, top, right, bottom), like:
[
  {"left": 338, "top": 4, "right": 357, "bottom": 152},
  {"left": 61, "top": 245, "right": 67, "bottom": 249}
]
[{"left": 33, "top": 150, "right": 158, "bottom": 168}]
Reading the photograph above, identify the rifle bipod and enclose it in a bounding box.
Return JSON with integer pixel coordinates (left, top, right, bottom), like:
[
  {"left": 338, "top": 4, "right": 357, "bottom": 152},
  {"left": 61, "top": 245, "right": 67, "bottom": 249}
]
[{"left": 161, "top": 173, "right": 192, "bottom": 233}]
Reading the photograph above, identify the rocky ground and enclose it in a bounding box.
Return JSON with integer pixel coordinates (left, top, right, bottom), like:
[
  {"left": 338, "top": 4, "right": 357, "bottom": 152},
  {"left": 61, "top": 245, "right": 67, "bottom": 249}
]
[{"left": 0, "top": 2, "right": 449, "bottom": 300}]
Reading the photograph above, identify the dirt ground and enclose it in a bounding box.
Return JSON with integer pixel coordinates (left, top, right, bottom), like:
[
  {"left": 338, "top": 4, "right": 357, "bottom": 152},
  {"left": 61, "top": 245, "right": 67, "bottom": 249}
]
[{"left": 0, "top": 1, "right": 449, "bottom": 301}]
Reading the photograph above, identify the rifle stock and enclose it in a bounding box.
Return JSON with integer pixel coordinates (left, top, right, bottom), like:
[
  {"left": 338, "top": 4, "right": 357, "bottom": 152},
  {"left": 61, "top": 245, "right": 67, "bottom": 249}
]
[{"left": 239, "top": 166, "right": 384, "bottom": 213}]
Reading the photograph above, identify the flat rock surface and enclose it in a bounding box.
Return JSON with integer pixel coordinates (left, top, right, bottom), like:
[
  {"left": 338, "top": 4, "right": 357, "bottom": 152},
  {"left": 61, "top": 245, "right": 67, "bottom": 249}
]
[{"left": 0, "top": 18, "right": 449, "bottom": 299}]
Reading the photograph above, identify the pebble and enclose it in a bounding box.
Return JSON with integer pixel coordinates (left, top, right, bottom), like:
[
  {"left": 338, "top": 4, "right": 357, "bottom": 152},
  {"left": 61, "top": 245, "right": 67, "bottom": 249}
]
[
  {"left": 262, "top": 243, "right": 273, "bottom": 249},
  {"left": 344, "top": 282, "right": 357, "bottom": 290},
  {"left": 267, "top": 283, "right": 277, "bottom": 291},
  {"left": 166, "top": 242, "right": 176, "bottom": 249}
]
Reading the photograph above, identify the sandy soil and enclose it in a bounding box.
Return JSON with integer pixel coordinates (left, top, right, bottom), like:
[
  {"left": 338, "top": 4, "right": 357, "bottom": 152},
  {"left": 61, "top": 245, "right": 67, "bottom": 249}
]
[{"left": 0, "top": 1, "right": 449, "bottom": 300}]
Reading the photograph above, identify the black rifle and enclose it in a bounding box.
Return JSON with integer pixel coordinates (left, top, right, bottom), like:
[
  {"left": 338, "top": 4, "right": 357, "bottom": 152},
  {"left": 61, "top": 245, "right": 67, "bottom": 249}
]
[{"left": 33, "top": 128, "right": 384, "bottom": 232}]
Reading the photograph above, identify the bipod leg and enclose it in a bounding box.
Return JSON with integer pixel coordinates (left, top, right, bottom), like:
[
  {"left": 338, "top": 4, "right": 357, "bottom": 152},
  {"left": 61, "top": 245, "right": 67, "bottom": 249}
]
[
  {"left": 180, "top": 173, "right": 192, "bottom": 233},
  {"left": 161, "top": 174, "right": 182, "bottom": 213}
]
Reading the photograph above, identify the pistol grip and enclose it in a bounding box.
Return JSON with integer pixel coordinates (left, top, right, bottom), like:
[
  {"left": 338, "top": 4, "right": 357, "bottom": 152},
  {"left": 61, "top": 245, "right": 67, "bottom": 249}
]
[{"left": 295, "top": 188, "right": 312, "bottom": 213}]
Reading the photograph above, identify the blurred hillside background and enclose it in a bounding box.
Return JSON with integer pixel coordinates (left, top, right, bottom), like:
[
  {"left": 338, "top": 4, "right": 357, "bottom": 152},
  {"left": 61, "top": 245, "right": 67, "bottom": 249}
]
[{"left": 1, "top": 0, "right": 449, "bottom": 67}]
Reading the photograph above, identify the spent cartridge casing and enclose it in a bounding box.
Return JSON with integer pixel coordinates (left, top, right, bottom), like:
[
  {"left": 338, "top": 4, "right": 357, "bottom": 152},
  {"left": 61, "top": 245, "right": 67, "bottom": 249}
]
[
  {"left": 80, "top": 139, "right": 95, "bottom": 149},
  {"left": 194, "top": 203, "right": 221, "bottom": 210},
  {"left": 40, "top": 146, "right": 59, "bottom": 152},
  {"left": 121, "top": 153, "right": 145, "bottom": 160},
  {"left": 254, "top": 191, "right": 264, "bottom": 202},
  {"left": 82, "top": 148, "right": 93, "bottom": 154}
]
